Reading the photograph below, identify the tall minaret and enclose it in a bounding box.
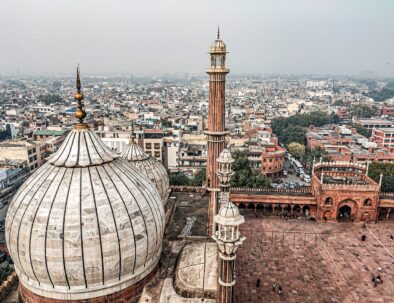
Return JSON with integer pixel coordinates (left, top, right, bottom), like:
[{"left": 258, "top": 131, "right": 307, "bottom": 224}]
[{"left": 206, "top": 28, "right": 229, "bottom": 234}]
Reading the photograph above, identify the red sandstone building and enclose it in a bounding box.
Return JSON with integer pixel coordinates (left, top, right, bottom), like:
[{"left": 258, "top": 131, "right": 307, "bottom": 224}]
[
  {"left": 380, "top": 104, "right": 394, "bottom": 117},
  {"left": 244, "top": 127, "right": 286, "bottom": 179},
  {"left": 336, "top": 107, "right": 349, "bottom": 120},
  {"left": 231, "top": 161, "right": 394, "bottom": 223},
  {"left": 371, "top": 127, "right": 394, "bottom": 149},
  {"left": 260, "top": 144, "right": 286, "bottom": 179}
]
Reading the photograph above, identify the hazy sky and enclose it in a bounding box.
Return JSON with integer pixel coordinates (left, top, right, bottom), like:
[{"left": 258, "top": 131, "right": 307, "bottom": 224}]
[{"left": 1, "top": 0, "right": 394, "bottom": 76}]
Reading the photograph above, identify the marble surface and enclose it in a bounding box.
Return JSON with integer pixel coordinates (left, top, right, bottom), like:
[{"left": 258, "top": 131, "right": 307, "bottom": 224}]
[{"left": 6, "top": 128, "right": 165, "bottom": 300}]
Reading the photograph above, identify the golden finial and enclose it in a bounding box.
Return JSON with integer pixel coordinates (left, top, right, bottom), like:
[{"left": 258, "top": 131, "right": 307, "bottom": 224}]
[{"left": 74, "top": 65, "right": 87, "bottom": 129}]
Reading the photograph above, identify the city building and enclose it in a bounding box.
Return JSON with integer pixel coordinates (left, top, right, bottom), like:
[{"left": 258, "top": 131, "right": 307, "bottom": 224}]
[
  {"left": 306, "top": 125, "right": 394, "bottom": 163},
  {"left": 162, "top": 138, "right": 180, "bottom": 171},
  {"left": 380, "top": 104, "right": 394, "bottom": 117},
  {"left": 230, "top": 160, "right": 394, "bottom": 223},
  {"left": 336, "top": 107, "right": 349, "bottom": 120},
  {"left": 352, "top": 117, "right": 394, "bottom": 129},
  {"left": 371, "top": 127, "right": 394, "bottom": 149},
  {"left": 143, "top": 129, "right": 164, "bottom": 161},
  {"left": 260, "top": 143, "right": 286, "bottom": 178},
  {"left": 0, "top": 139, "right": 45, "bottom": 171}
]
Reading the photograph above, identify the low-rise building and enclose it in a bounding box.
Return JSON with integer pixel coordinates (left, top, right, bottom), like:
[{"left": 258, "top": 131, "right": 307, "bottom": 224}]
[
  {"left": 306, "top": 125, "right": 394, "bottom": 163},
  {"left": 352, "top": 117, "right": 394, "bottom": 129},
  {"left": 260, "top": 144, "right": 286, "bottom": 179},
  {"left": 371, "top": 128, "right": 394, "bottom": 149},
  {"left": 0, "top": 139, "right": 45, "bottom": 171}
]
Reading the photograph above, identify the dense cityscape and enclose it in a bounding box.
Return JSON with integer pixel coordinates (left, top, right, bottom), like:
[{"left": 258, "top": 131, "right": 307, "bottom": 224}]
[{"left": 1, "top": 74, "right": 393, "bottom": 185}]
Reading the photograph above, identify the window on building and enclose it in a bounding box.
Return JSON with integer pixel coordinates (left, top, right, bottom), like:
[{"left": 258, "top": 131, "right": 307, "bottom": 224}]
[
  {"left": 325, "top": 197, "right": 333, "bottom": 205},
  {"left": 145, "top": 143, "right": 152, "bottom": 149},
  {"left": 154, "top": 151, "right": 161, "bottom": 158},
  {"left": 154, "top": 143, "right": 160, "bottom": 150},
  {"left": 363, "top": 199, "right": 372, "bottom": 206}
]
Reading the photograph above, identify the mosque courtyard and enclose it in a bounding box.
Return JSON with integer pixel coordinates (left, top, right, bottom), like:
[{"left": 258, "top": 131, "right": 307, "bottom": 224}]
[{"left": 236, "top": 215, "right": 394, "bottom": 303}]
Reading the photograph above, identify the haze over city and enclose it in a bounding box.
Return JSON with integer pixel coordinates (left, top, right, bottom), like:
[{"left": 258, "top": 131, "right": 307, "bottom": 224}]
[{"left": 1, "top": 0, "right": 394, "bottom": 76}]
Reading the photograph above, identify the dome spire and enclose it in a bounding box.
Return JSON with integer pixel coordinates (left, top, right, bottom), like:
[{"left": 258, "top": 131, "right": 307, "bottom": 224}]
[
  {"left": 217, "top": 25, "right": 220, "bottom": 39},
  {"left": 74, "top": 65, "right": 87, "bottom": 129}
]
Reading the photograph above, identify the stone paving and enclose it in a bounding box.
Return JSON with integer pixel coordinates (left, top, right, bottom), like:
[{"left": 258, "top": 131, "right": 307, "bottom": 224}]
[{"left": 235, "top": 214, "right": 394, "bottom": 303}]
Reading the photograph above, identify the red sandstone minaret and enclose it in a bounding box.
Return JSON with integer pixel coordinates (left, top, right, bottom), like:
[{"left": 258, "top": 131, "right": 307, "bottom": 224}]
[{"left": 206, "top": 28, "right": 229, "bottom": 234}]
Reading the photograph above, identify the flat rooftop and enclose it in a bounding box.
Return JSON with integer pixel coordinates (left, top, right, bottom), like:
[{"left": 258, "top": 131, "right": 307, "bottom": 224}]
[{"left": 236, "top": 216, "right": 394, "bottom": 303}]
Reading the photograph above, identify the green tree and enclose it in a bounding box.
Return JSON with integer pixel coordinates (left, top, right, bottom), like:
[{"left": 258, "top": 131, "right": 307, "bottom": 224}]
[
  {"left": 302, "top": 147, "right": 329, "bottom": 172},
  {"left": 190, "top": 168, "right": 206, "bottom": 186},
  {"left": 368, "top": 162, "right": 394, "bottom": 192},
  {"left": 230, "top": 150, "right": 271, "bottom": 188},
  {"left": 349, "top": 104, "right": 378, "bottom": 118},
  {"left": 333, "top": 100, "right": 347, "bottom": 106},
  {"left": 162, "top": 119, "right": 173, "bottom": 128},
  {"left": 169, "top": 172, "right": 190, "bottom": 186},
  {"left": 37, "top": 94, "right": 63, "bottom": 105},
  {"left": 271, "top": 111, "right": 339, "bottom": 145},
  {"left": 279, "top": 126, "right": 306, "bottom": 145},
  {"left": 365, "top": 81, "right": 394, "bottom": 102},
  {"left": 287, "top": 142, "right": 306, "bottom": 159}
]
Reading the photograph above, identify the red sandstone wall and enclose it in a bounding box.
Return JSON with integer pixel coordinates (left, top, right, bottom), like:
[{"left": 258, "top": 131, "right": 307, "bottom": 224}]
[{"left": 20, "top": 266, "right": 157, "bottom": 303}]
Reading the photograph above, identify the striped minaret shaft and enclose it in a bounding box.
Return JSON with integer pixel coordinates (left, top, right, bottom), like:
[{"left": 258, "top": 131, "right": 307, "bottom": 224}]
[{"left": 205, "top": 30, "right": 229, "bottom": 235}]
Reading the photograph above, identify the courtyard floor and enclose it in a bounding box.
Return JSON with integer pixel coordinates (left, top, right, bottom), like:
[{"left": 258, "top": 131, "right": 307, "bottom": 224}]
[{"left": 235, "top": 214, "right": 394, "bottom": 303}]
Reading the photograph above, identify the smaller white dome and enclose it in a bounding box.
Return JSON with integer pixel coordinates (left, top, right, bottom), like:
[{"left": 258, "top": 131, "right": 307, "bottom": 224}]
[
  {"left": 217, "top": 149, "right": 234, "bottom": 164},
  {"left": 219, "top": 202, "right": 240, "bottom": 219},
  {"left": 122, "top": 139, "right": 169, "bottom": 206},
  {"left": 214, "top": 201, "right": 244, "bottom": 226}
]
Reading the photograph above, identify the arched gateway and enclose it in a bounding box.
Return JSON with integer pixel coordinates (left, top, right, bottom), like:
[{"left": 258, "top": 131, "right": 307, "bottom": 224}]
[{"left": 337, "top": 199, "right": 358, "bottom": 222}]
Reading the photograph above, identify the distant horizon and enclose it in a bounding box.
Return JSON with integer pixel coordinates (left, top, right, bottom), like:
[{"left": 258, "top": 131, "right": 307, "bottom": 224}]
[
  {"left": 1, "top": 72, "right": 393, "bottom": 81},
  {"left": 1, "top": 0, "right": 394, "bottom": 77}
]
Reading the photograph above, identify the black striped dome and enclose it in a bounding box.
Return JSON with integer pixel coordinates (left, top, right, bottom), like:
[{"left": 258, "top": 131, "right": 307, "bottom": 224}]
[
  {"left": 5, "top": 127, "right": 164, "bottom": 300},
  {"left": 122, "top": 141, "right": 169, "bottom": 206}
]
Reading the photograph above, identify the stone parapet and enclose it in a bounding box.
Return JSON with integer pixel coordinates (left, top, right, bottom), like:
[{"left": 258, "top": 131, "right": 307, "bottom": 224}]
[{"left": 322, "top": 184, "right": 379, "bottom": 191}]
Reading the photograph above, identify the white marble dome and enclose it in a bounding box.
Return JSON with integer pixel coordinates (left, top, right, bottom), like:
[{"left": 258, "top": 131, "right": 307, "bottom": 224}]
[
  {"left": 122, "top": 139, "right": 169, "bottom": 206},
  {"left": 5, "top": 127, "right": 165, "bottom": 301}
]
